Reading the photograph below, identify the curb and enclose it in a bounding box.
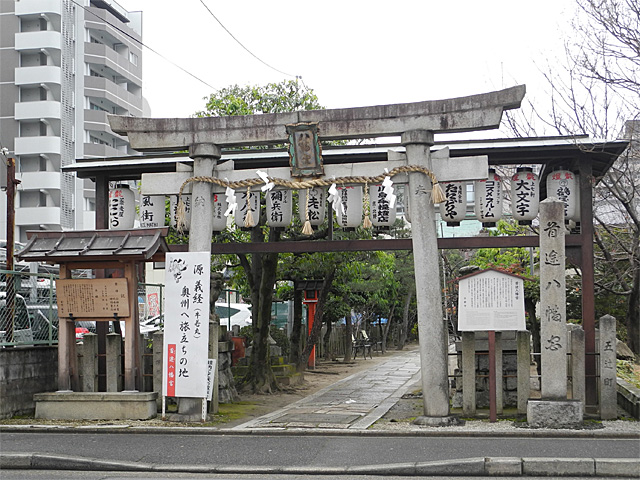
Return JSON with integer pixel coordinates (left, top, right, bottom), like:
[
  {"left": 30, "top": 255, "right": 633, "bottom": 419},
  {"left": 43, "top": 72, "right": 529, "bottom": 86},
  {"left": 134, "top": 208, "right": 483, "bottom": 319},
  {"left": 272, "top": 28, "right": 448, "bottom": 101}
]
[
  {"left": 1, "top": 424, "right": 639, "bottom": 439},
  {"left": 1, "top": 453, "right": 638, "bottom": 477}
]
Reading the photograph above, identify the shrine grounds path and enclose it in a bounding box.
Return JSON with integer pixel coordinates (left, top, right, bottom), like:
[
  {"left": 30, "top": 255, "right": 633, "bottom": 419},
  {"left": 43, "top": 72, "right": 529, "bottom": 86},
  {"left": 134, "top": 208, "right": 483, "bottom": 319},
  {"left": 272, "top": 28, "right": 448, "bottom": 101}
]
[{"left": 1, "top": 346, "right": 639, "bottom": 477}]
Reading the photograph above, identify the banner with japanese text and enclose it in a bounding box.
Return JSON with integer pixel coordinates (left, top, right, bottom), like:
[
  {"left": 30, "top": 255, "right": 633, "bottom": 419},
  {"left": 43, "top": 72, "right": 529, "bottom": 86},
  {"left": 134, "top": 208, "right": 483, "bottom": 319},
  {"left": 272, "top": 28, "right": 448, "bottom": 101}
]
[{"left": 162, "top": 251, "right": 210, "bottom": 398}]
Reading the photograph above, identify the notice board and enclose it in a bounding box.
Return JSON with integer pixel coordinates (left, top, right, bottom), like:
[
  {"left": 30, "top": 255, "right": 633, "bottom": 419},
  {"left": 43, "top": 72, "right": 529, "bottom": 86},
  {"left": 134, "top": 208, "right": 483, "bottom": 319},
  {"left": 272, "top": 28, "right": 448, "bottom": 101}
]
[
  {"left": 457, "top": 269, "right": 525, "bottom": 331},
  {"left": 57, "top": 278, "right": 129, "bottom": 318}
]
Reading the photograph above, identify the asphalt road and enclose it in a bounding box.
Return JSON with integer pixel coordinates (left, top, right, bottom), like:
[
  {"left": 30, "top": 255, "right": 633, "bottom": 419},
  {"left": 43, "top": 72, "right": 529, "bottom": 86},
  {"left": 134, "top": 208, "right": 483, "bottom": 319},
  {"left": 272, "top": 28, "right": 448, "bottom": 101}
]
[{"left": 2, "top": 432, "right": 638, "bottom": 468}]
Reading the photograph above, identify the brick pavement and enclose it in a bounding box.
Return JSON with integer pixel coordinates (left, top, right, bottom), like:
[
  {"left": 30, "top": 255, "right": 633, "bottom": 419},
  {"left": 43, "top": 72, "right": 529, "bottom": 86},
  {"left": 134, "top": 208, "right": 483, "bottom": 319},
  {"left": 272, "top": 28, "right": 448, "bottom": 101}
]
[{"left": 232, "top": 349, "right": 421, "bottom": 430}]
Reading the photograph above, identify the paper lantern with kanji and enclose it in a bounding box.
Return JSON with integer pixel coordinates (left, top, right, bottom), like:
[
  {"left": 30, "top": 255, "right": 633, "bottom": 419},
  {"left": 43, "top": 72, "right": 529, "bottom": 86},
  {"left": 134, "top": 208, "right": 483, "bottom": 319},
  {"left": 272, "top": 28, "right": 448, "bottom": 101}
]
[
  {"left": 170, "top": 194, "right": 191, "bottom": 232},
  {"left": 337, "top": 185, "right": 363, "bottom": 228},
  {"left": 266, "top": 189, "right": 293, "bottom": 228},
  {"left": 439, "top": 181, "right": 466, "bottom": 226},
  {"left": 212, "top": 193, "right": 228, "bottom": 232},
  {"left": 299, "top": 187, "right": 326, "bottom": 226},
  {"left": 474, "top": 169, "right": 503, "bottom": 226},
  {"left": 234, "top": 191, "right": 259, "bottom": 228},
  {"left": 546, "top": 169, "right": 578, "bottom": 222},
  {"left": 510, "top": 167, "right": 539, "bottom": 225},
  {"left": 139, "top": 195, "right": 165, "bottom": 228},
  {"left": 369, "top": 184, "right": 396, "bottom": 227},
  {"left": 109, "top": 184, "right": 136, "bottom": 230}
]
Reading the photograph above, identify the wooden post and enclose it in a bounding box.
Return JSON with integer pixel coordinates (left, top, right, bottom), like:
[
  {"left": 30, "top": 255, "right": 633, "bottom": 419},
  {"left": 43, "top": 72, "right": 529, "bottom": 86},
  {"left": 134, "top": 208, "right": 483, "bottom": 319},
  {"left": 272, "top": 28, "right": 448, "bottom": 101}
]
[
  {"left": 495, "top": 332, "right": 503, "bottom": 416},
  {"left": 123, "top": 262, "right": 139, "bottom": 391}
]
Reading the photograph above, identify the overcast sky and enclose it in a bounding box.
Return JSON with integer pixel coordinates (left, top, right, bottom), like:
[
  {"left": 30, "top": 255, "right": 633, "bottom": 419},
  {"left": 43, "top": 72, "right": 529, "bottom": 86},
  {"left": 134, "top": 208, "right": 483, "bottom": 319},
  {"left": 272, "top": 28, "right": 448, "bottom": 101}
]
[{"left": 116, "top": 0, "right": 575, "bottom": 128}]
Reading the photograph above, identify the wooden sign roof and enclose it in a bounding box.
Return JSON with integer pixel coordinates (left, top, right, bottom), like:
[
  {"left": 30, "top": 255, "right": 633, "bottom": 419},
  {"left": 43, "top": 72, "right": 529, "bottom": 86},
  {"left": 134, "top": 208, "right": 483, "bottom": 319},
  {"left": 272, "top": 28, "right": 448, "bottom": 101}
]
[{"left": 17, "top": 228, "right": 170, "bottom": 264}]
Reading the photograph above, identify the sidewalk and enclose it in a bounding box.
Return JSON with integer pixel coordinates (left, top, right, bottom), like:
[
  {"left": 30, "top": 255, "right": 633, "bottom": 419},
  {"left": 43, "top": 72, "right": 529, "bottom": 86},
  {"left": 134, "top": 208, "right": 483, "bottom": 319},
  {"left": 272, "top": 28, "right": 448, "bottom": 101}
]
[{"left": 233, "top": 348, "right": 422, "bottom": 430}]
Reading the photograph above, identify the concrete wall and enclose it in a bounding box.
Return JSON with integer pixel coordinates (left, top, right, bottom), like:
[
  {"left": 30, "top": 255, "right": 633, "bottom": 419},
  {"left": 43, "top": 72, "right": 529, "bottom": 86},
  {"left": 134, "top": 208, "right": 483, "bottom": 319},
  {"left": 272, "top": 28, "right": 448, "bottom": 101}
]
[{"left": 0, "top": 347, "right": 57, "bottom": 419}]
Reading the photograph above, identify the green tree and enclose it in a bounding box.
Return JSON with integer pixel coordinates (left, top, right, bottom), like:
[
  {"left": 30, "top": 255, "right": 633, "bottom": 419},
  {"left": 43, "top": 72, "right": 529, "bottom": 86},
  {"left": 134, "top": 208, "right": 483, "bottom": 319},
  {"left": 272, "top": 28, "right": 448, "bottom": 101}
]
[{"left": 196, "top": 79, "right": 325, "bottom": 393}]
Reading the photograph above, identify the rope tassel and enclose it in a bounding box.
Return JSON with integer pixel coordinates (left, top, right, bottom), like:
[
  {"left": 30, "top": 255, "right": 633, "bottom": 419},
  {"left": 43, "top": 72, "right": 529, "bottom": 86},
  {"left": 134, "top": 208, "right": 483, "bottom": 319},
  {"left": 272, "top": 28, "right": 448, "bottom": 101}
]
[
  {"left": 431, "top": 182, "right": 446, "bottom": 204},
  {"left": 175, "top": 195, "right": 187, "bottom": 234},
  {"left": 362, "top": 181, "right": 373, "bottom": 229}
]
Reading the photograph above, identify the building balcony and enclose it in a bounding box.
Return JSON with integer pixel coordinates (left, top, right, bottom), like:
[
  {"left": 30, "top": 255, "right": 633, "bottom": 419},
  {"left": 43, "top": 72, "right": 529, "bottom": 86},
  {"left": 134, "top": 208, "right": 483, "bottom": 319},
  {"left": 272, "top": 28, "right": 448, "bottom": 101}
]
[
  {"left": 17, "top": 171, "right": 61, "bottom": 191},
  {"left": 83, "top": 142, "right": 123, "bottom": 158},
  {"left": 14, "top": 31, "right": 61, "bottom": 52},
  {"left": 15, "top": 65, "right": 61, "bottom": 87},
  {"left": 84, "top": 42, "right": 141, "bottom": 81},
  {"left": 14, "top": 101, "right": 61, "bottom": 121},
  {"left": 15, "top": 207, "right": 60, "bottom": 227},
  {"left": 15, "top": 0, "right": 62, "bottom": 17},
  {"left": 84, "top": 76, "right": 143, "bottom": 116},
  {"left": 14, "top": 136, "right": 61, "bottom": 156}
]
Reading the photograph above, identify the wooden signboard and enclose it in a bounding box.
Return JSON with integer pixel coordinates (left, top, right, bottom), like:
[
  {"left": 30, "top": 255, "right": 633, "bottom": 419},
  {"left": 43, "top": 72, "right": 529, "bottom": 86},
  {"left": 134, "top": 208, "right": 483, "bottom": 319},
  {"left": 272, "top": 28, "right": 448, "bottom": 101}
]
[{"left": 57, "top": 278, "right": 130, "bottom": 318}]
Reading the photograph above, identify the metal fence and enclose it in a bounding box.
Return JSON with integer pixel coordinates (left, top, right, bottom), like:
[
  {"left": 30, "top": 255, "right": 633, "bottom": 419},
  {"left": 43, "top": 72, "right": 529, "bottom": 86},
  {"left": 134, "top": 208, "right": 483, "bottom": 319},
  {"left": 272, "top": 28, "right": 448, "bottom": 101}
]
[{"left": 0, "top": 269, "right": 58, "bottom": 346}]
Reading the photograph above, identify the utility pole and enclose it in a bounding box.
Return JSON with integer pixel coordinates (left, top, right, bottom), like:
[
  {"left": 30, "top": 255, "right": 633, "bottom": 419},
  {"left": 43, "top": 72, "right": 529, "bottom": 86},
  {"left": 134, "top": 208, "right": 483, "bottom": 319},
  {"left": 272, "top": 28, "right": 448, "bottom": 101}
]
[{"left": 4, "top": 154, "right": 20, "bottom": 342}]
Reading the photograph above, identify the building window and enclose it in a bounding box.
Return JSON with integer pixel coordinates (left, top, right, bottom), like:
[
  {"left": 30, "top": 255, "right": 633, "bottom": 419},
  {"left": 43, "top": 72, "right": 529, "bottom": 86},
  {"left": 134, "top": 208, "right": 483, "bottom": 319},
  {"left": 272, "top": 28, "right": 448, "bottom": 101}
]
[{"left": 129, "top": 52, "right": 138, "bottom": 66}]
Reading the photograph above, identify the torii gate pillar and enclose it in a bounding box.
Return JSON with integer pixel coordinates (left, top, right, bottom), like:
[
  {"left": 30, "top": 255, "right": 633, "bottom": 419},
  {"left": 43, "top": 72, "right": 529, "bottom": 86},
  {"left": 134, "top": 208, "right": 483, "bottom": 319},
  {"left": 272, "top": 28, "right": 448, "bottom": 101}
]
[
  {"left": 403, "top": 130, "right": 459, "bottom": 426},
  {"left": 180, "top": 143, "right": 222, "bottom": 419}
]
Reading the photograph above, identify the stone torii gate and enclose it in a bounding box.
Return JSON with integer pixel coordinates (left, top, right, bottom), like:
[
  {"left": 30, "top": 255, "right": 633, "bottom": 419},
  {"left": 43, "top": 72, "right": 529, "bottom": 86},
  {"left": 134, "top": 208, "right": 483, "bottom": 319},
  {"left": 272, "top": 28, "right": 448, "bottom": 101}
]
[{"left": 109, "top": 85, "right": 525, "bottom": 424}]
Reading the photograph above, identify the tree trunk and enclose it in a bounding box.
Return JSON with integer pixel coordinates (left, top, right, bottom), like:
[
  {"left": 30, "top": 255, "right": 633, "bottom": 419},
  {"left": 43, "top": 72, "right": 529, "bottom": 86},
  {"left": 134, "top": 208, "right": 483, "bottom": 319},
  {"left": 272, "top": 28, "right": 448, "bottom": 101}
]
[
  {"left": 289, "top": 288, "right": 303, "bottom": 365},
  {"left": 323, "top": 318, "right": 333, "bottom": 360},
  {"left": 626, "top": 265, "right": 639, "bottom": 355},
  {"left": 381, "top": 305, "right": 395, "bottom": 354},
  {"left": 344, "top": 300, "right": 353, "bottom": 362},
  {"left": 239, "top": 227, "right": 281, "bottom": 393},
  {"left": 525, "top": 297, "right": 541, "bottom": 376},
  {"left": 397, "top": 288, "right": 413, "bottom": 350}
]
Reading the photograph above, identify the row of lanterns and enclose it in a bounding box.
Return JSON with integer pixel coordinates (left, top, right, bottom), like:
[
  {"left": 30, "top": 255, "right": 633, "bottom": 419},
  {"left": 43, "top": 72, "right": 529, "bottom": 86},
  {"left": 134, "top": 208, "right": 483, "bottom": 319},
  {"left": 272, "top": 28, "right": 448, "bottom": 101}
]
[
  {"left": 109, "top": 167, "right": 580, "bottom": 231},
  {"left": 438, "top": 167, "right": 580, "bottom": 227},
  {"left": 108, "top": 183, "right": 397, "bottom": 231}
]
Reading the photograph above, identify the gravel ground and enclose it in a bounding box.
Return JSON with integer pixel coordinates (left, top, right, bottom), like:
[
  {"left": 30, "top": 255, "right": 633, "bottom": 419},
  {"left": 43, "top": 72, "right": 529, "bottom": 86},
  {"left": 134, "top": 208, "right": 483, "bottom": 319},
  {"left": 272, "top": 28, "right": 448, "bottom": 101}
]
[{"left": 374, "top": 390, "right": 640, "bottom": 434}]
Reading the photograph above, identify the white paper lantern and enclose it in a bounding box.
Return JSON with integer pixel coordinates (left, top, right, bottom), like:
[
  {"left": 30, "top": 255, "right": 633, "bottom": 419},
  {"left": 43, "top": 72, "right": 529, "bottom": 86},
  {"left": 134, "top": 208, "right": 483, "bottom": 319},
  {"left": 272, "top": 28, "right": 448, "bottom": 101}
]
[
  {"left": 439, "top": 181, "right": 466, "bottom": 226},
  {"left": 139, "top": 195, "right": 165, "bottom": 228},
  {"left": 212, "top": 192, "right": 228, "bottom": 232},
  {"left": 266, "top": 189, "right": 293, "bottom": 228},
  {"left": 170, "top": 194, "right": 191, "bottom": 232},
  {"left": 234, "top": 191, "right": 259, "bottom": 228},
  {"left": 546, "top": 169, "right": 578, "bottom": 222},
  {"left": 474, "top": 169, "right": 503, "bottom": 226},
  {"left": 510, "top": 167, "right": 539, "bottom": 225},
  {"left": 299, "top": 187, "right": 326, "bottom": 226},
  {"left": 370, "top": 184, "right": 396, "bottom": 227},
  {"left": 337, "top": 186, "right": 363, "bottom": 228},
  {"left": 109, "top": 184, "right": 135, "bottom": 230}
]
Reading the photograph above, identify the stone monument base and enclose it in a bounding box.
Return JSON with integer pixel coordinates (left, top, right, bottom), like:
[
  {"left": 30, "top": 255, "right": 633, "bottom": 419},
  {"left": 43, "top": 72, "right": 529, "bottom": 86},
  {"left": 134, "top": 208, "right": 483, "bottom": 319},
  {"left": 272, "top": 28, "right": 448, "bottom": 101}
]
[
  {"left": 34, "top": 391, "right": 158, "bottom": 420},
  {"left": 412, "top": 415, "right": 465, "bottom": 427},
  {"left": 527, "top": 399, "right": 583, "bottom": 428}
]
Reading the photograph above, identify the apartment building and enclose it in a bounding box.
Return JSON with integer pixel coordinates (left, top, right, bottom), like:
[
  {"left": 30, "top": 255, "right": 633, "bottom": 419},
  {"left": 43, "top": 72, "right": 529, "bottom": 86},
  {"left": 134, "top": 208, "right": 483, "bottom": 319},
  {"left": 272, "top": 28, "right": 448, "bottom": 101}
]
[{"left": 0, "top": 0, "right": 146, "bottom": 242}]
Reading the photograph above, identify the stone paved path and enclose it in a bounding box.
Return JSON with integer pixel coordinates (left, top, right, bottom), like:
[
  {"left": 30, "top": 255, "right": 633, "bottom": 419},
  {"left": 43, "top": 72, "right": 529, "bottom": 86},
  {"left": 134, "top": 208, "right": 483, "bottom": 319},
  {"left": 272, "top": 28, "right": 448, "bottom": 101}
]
[{"left": 232, "top": 348, "right": 421, "bottom": 430}]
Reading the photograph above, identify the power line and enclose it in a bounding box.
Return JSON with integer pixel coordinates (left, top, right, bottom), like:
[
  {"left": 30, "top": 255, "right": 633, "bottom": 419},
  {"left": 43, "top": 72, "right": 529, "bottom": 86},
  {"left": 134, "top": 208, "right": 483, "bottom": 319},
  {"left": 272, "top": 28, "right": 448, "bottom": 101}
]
[
  {"left": 69, "top": 0, "right": 217, "bottom": 90},
  {"left": 197, "top": 0, "right": 297, "bottom": 78}
]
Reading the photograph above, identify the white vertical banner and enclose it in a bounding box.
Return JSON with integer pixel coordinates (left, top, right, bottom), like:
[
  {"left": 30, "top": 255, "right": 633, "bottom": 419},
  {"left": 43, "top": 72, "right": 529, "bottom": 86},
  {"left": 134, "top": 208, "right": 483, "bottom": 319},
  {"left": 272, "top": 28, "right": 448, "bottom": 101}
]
[{"left": 163, "top": 251, "right": 211, "bottom": 398}]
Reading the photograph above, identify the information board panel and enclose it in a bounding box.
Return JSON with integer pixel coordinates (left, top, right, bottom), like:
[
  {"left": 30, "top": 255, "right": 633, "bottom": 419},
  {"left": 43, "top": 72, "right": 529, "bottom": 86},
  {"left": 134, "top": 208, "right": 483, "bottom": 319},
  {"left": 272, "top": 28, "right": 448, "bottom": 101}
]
[
  {"left": 457, "top": 270, "right": 525, "bottom": 331},
  {"left": 162, "top": 251, "right": 211, "bottom": 399},
  {"left": 57, "top": 279, "right": 129, "bottom": 318}
]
